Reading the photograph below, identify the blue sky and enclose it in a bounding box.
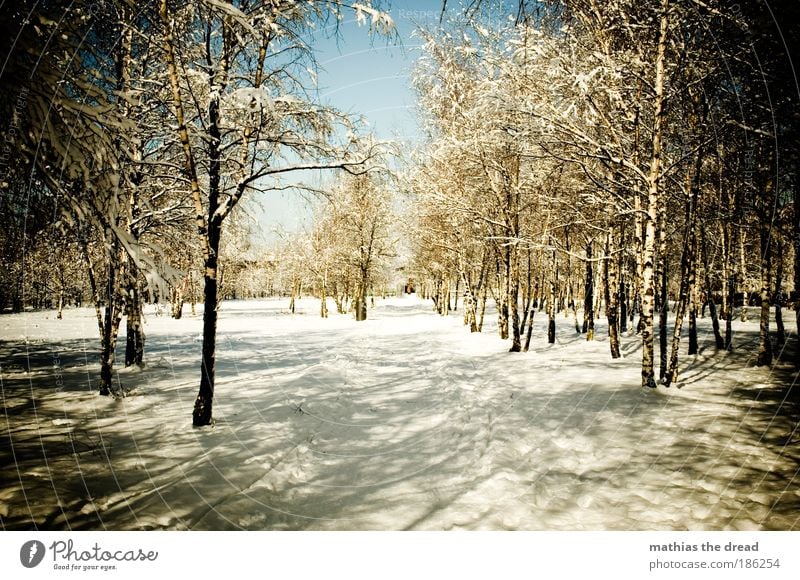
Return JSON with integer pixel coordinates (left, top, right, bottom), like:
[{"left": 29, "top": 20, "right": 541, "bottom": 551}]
[
  {"left": 314, "top": 1, "right": 443, "bottom": 142},
  {"left": 253, "top": 1, "right": 444, "bottom": 242}
]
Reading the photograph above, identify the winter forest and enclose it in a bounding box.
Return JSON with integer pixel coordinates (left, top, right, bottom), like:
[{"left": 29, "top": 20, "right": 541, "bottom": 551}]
[{"left": 1, "top": 0, "right": 799, "bottom": 531}]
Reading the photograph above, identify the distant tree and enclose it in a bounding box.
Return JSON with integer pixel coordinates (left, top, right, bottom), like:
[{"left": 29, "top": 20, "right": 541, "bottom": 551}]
[{"left": 326, "top": 173, "right": 394, "bottom": 321}]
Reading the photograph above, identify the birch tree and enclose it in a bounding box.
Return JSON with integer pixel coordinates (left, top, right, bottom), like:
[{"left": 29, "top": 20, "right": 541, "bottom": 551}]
[
  {"left": 158, "top": 0, "right": 391, "bottom": 425},
  {"left": 423, "top": 0, "right": 799, "bottom": 382}
]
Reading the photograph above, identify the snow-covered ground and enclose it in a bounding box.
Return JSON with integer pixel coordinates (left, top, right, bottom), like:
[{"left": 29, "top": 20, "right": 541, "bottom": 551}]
[{"left": 1, "top": 296, "right": 798, "bottom": 530}]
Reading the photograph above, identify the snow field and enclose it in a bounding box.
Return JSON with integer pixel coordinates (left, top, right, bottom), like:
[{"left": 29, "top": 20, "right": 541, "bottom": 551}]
[{"left": 1, "top": 295, "right": 798, "bottom": 530}]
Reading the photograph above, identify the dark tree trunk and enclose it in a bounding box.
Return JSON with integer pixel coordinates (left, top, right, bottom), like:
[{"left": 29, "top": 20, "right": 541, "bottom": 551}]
[
  {"left": 497, "top": 245, "right": 510, "bottom": 339},
  {"left": 12, "top": 279, "right": 23, "bottom": 313},
  {"left": 355, "top": 272, "right": 368, "bottom": 322},
  {"left": 563, "top": 229, "right": 581, "bottom": 334},
  {"left": 523, "top": 309, "right": 535, "bottom": 352},
  {"left": 658, "top": 258, "right": 668, "bottom": 381},
  {"left": 446, "top": 280, "right": 452, "bottom": 313},
  {"left": 619, "top": 278, "right": 628, "bottom": 334},
  {"left": 289, "top": 280, "right": 297, "bottom": 313},
  {"left": 548, "top": 252, "right": 557, "bottom": 345},
  {"left": 497, "top": 281, "right": 509, "bottom": 340},
  {"left": 190, "top": 271, "right": 197, "bottom": 316},
  {"left": 99, "top": 240, "right": 125, "bottom": 396},
  {"left": 99, "top": 321, "right": 115, "bottom": 396},
  {"left": 719, "top": 222, "right": 731, "bottom": 340},
  {"left": 756, "top": 220, "right": 773, "bottom": 367},
  {"left": 477, "top": 282, "right": 487, "bottom": 333},
  {"left": 192, "top": 86, "right": 223, "bottom": 427},
  {"left": 320, "top": 296, "right": 328, "bottom": 318},
  {"left": 193, "top": 218, "right": 221, "bottom": 427},
  {"left": 583, "top": 241, "right": 594, "bottom": 340},
  {"left": 774, "top": 240, "right": 785, "bottom": 346},
  {"left": 666, "top": 149, "right": 701, "bottom": 384},
  {"left": 753, "top": 167, "right": 775, "bottom": 367},
  {"left": 739, "top": 231, "right": 749, "bottom": 323},
  {"left": 125, "top": 306, "right": 145, "bottom": 367},
  {"left": 509, "top": 246, "right": 522, "bottom": 352},
  {"left": 699, "top": 226, "right": 725, "bottom": 349},
  {"left": 687, "top": 229, "right": 699, "bottom": 356},
  {"left": 725, "top": 273, "right": 735, "bottom": 350},
  {"left": 665, "top": 234, "right": 691, "bottom": 384},
  {"left": 355, "top": 293, "right": 368, "bottom": 321},
  {"left": 795, "top": 172, "right": 800, "bottom": 369},
  {"left": 688, "top": 310, "right": 698, "bottom": 355}
]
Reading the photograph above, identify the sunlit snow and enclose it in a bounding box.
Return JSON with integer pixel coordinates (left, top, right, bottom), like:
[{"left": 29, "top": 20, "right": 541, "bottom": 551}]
[{"left": 1, "top": 297, "right": 798, "bottom": 530}]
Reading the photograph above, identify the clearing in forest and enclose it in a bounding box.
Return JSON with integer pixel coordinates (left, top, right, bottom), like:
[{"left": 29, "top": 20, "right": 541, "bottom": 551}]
[{"left": 1, "top": 297, "right": 798, "bottom": 530}]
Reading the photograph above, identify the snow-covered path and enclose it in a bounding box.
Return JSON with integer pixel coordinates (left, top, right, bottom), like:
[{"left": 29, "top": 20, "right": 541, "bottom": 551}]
[{"left": 1, "top": 297, "right": 798, "bottom": 530}]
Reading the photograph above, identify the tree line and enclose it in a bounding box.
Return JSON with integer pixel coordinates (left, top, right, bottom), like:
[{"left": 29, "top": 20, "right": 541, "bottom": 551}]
[
  {"left": 406, "top": 0, "right": 800, "bottom": 385},
  {"left": 0, "top": 0, "right": 797, "bottom": 428},
  {"left": 0, "top": 0, "right": 394, "bottom": 425}
]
